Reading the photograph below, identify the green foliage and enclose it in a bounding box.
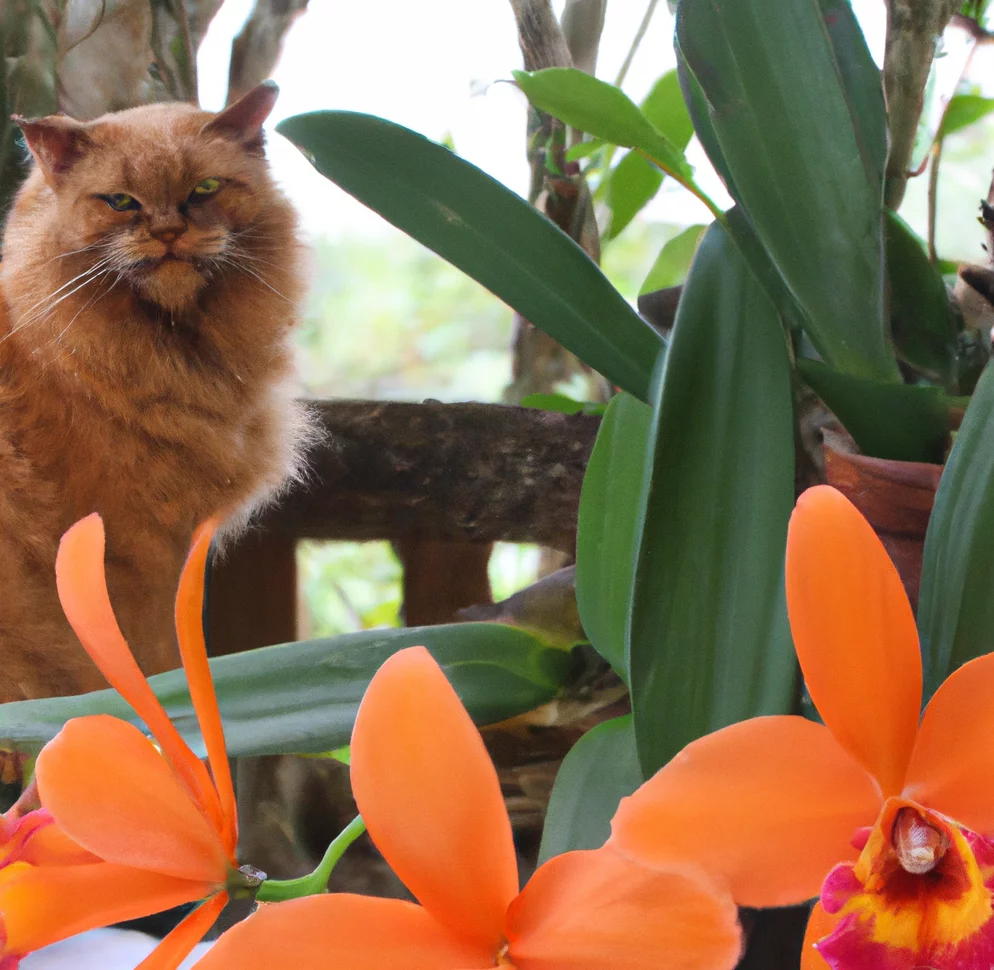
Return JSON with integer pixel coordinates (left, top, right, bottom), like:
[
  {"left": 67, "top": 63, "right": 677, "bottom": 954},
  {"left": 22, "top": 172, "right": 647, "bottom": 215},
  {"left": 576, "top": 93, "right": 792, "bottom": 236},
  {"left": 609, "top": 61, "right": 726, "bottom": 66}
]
[
  {"left": 538, "top": 715, "right": 642, "bottom": 863},
  {"left": 0, "top": 624, "right": 572, "bottom": 758},
  {"left": 604, "top": 152, "right": 663, "bottom": 241},
  {"left": 640, "top": 224, "right": 706, "bottom": 294},
  {"left": 513, "top": 68, "right": 693, "bottom": 182},
  {"left": 298, "top": 237, "right": 512, "bottom": 403},
  {"left": 919, "top": 362, "right": 994, "bottom": 699},
  {"left": 628, "top": 223, "right": 796, "bottom": 778},
  {"left": 602, "top": 70, "right": 695, "bottom": 240},
  {"left": 277, "top": 111, "right": 664, "bottom": 403},
  {"left": 940, "top": 93, "right": 994, "bottom": 138},
  {"left": 885, "top": 212, "right": 963, "bottom": 390},
  {"left": 575, "top": 393, "right": 654, "bottom": 681},
  {"left": 298, "top": 541, "right": 402, "bottom": 636},
  {"left": 513, "top": 67, "right": 717, "bottom": 215},
  {"left": 676, "top": 0, "right": 899, "bottom": 382},
  {"left": 798, "top": 359, "right": 950, "bottom": 464}
]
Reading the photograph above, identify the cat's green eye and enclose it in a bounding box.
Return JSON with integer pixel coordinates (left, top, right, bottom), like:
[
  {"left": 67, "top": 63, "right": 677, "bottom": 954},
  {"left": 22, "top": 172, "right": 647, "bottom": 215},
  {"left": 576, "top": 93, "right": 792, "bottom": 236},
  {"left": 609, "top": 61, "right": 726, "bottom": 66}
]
[
  {"left": 189, "top": 177, "right": 221, "bottom": 201},
  {"left": 103, "top": 193, "right": 140, "bottom": 212}
]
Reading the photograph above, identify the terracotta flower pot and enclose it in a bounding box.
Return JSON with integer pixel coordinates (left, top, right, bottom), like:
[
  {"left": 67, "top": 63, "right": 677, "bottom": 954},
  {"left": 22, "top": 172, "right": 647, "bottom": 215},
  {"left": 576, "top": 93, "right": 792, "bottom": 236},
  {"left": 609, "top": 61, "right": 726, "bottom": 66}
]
[{"left": 822, "top": 430, "right": 943, "bottom": 612}]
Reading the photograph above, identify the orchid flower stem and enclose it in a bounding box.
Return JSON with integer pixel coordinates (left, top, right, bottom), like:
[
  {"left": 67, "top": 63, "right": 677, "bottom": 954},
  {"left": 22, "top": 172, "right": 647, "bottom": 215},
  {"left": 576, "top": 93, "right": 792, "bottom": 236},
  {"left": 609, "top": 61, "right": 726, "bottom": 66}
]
[{"left": 256, "top": 815, "right": 366, "bottom": 902}]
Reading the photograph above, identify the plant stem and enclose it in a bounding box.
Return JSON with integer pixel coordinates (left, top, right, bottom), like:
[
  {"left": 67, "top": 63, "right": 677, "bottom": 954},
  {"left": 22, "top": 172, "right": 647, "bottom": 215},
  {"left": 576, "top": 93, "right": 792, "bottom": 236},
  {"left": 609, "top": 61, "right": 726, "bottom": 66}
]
[
  {"left": 614, "top": 0, "right": 659, "bottom": 88},
  {"left": 256, "top": 815, "right": 366, "bottom": 902}
]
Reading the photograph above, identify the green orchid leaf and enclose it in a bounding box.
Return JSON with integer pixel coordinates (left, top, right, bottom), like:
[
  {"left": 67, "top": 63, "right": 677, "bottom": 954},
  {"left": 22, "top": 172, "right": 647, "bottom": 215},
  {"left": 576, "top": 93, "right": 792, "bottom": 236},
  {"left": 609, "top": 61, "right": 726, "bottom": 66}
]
[
  {"left": 605, "top": 152, "right": 663, "bottom": 240},
  {"left": 639, "top": 68, "right": 695, "bottom": 151},
  {"left": 602, "top": 69, "right": 696, "bottom": 239},
  {"left": 885, "top": 211, "right": 960, "bottom": 389},
  {"left": 513, "top": 67, "right": 717, "bottom": 214},
  {"left": 919, "top": 362, "right": 994, "bottom": 699},
  {"left": 676, "top": 0, "right": 898, "bottom": 382},
  {"left": 538, "top": 715, "right": 642, "bottom": 863},
  {"left": 276, "top": 111, "right": 663, "bottom": 402},
  {"left": 798, "top": 359, "right": 950, "bottom": 464},
  {"left": 818, "top": 0, "right": 887, "bottom": 187},
  {"left": 628, "top": 223, "right": 796, "bottom": 777},
  {"left": 0, "top": 624, "right": 572, "bottom": 758},
  {"left": 640, "top": 224, "right": 707, "bottom": 295},
  {"left": 940, "top": 93, "right": 994, "bottom": 137},
  {"left": 575, "top": 392, "right": 654, "bottom": 681},
  {"left": 513, "top": 68, "right": 692, "bottom": 181}
]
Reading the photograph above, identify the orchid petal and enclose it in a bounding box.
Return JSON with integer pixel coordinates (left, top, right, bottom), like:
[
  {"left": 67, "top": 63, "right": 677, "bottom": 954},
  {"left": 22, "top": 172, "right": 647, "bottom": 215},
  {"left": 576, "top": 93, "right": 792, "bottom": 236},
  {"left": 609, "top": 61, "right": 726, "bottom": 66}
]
[
  {"left": 191, "top": 895, "right": 494, "bottom": 969},
  {"left": 786, "top": 486, "right": 921, "bottom": 796},
  {"left": 0, "top": 861, "right": 212, "bottom": 956},
  {"left": 505, "top": 847, "right": 742, "bottom": 970},
  {"left": 174, "top": 520, "right": 236, "bottom": 857},
  {"left": 135, "top": 892, "right": 227, "bottom": 970},
  {"left": 350, "top": 646, "right": 518, "bottom": 953},
  {"left": 904, "top": 652, "right": 994, "bottom": 832},
  {"left": 10, "top": 814, "right": 97, "bottom": 867},
  {"left": 610, "top": 716, "right": 881, "bottom": 907},
  {"left": 801, "top": 901, "right": 838, "bottom": 970},
  {"left": 35, "top": 716, "right": 228, "bottom": 883},
  {"left": 55, "top": 515, "right": 222, "bottom": 831}
]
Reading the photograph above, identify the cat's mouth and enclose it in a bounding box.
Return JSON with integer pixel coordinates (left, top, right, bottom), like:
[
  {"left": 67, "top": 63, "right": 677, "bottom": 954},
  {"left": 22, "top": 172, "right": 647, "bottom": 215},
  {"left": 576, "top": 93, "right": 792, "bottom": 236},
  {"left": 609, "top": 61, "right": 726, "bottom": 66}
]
[
  {"left": 130, "top": 253, "right": 201, "bottom": 271},
  {"left": 124, "top": 254, "right": 212, "bottom": 310}
]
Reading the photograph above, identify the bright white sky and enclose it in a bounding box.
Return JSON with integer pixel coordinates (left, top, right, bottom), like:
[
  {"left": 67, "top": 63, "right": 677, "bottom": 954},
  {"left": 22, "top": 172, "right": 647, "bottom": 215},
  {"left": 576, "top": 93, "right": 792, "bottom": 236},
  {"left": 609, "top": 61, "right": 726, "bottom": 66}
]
[{"left": 198, "top": 0, "right": 888, "bottom": 239}]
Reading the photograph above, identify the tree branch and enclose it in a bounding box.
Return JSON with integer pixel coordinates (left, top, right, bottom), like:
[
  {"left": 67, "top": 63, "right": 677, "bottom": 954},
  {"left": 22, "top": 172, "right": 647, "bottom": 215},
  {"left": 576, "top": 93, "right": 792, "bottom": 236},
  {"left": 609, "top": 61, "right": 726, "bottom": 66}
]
[{"left": 256, "top": 401, "right": 600, "bottom": 549}]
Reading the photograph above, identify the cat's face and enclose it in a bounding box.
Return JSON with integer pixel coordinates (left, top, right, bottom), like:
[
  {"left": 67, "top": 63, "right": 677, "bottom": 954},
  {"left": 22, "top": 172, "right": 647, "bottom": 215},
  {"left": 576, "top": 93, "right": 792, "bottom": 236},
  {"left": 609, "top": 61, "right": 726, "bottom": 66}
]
[{"left": 15, "top": 84, "right": 285, "bottom": 313}]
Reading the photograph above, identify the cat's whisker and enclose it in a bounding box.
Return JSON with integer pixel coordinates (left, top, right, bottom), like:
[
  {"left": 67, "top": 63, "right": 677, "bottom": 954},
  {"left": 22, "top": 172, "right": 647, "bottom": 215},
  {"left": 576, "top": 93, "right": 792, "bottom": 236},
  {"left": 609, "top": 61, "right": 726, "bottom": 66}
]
[
  {"left": 8, "top": 258, "right": 117, "bottom": 337},
  {"left": 224, "top": 258, "right": 293, "bottom": 303},
  {"left": 47, "top": 273, "right": 118, "bottom": 358},
  {"left": 15, "top": 255, "right": 115, "bottom": 319}
]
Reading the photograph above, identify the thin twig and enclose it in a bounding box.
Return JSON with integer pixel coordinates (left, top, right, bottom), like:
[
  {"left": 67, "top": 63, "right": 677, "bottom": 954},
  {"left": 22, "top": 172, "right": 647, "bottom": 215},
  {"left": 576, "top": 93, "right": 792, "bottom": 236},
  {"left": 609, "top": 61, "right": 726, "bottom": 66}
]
[
  {"left": 171, "top": 0, "right": 198, "bottom": 102},
  {"left": 927, "top": 139, "right": 942, "bottom": 263},
  {"left": 614, "top": 0, "right": 659, "bottom": 88}
]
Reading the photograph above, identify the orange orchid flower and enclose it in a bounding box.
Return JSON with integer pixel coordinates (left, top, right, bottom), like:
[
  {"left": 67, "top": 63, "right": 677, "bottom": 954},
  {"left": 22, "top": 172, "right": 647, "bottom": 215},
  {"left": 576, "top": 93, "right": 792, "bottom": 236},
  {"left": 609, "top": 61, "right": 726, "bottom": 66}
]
[
  {"left": 0, "top": 514, "right": 239, "bottom": 969},
  {"left": 192, "top": 645, "right": 742, "bottom": 970},
  {"left": 610, "top": 484, "right": 994, "bottom": 970}
]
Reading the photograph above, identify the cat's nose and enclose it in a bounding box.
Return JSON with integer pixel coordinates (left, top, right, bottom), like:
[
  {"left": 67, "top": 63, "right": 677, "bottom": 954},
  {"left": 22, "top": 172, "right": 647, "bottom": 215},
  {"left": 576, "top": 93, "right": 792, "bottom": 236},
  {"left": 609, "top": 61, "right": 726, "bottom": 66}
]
[{"left": 149, "top": 213, "right": 187, "bottom": 243}]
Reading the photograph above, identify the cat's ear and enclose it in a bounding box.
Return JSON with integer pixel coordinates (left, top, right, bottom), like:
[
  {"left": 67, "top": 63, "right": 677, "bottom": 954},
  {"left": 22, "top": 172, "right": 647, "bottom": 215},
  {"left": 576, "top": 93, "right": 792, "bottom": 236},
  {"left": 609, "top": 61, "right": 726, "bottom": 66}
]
[
  {"left": 202, "top": 81, "right": 279, "bottom": 155},
  {"left": 13, "top": 114, "right": 92, "bottom": 185}
]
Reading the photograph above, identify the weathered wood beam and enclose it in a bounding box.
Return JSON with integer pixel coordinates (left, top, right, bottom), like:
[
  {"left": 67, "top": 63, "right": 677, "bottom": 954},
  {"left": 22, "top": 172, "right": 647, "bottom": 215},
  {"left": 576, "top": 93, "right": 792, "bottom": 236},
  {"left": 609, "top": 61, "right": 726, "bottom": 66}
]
[{"left": 256, "top": 401, "right": 600, "bottom": 550}]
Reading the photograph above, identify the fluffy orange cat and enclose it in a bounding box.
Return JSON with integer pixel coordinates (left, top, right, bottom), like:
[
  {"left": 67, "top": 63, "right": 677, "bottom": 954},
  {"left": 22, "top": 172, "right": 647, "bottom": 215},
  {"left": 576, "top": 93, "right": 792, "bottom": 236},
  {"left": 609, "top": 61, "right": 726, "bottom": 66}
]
[{"left": 0, "top": 83, "right": 307, "bottom": 703}]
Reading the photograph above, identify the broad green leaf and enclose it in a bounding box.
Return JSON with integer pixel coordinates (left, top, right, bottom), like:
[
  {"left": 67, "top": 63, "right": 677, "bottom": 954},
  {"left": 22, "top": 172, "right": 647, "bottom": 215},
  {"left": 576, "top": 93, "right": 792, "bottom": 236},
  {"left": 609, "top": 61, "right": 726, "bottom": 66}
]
[
  {"left": 918, "top": 362, "right": 994, "bottom": 699},
  {"left": 513, "top": 68, "right": 693, "bottom": 181},
  {"left": 677, "top": 0, "right": 899, "bottom": 382},
  {"left": 724, "top": 207, "right": 808, "bottom": 334},
  {"left": 605, "top": 151, "right": 663, "bottom": 240},
  {"left": 640, "top": 224, "right": 707, "bottom": 294},
  {"left": 640, "top": 69, "right": 695, "bottom": 150},
  {"left": 940, "top": 93, "right": 994, "bottom": 137},
  {"left": 276, "top": 112, "right": 663, "bottom": 402},
  {"left": 628, "top": 223, "right": 796, "bottom": 777},
  {"left": 0, "top": 624, "right": 571, "bottom": 758},
  {"left": 798, "top": 359, "right": 950, "bottom": 464},
  {"left": 575, "top": 392, "right": 654, "bottom": 680},
  {"left": 596, "top": 69, "right": 693, "bottom": 185},
  {"left": 818, "top": 0, "right": 887, "bottom": 186},
  {"left": 565, "top": 140, "right": 604, "bottom": 161},
  {"left": 601, "top": 70, "right": 696, "bottom": 240},
  {"left": 513, "top": 68, "right": 717, "bottom": 214},
  {"left": 537, "top": 715, "right": 642, "bottom": 864},
  {"left": 885, "top": 211, "right": 960, "bottom": 389},
  {"left": 676, "top": 48, "right": 738, "bottom": 198}
]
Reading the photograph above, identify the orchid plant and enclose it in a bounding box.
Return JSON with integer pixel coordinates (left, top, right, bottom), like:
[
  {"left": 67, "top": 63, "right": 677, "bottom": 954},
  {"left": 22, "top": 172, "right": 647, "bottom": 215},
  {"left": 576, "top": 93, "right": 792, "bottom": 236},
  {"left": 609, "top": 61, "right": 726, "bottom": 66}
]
[{"left": 6, "top": 1, "right": 994, "bottom": 968}]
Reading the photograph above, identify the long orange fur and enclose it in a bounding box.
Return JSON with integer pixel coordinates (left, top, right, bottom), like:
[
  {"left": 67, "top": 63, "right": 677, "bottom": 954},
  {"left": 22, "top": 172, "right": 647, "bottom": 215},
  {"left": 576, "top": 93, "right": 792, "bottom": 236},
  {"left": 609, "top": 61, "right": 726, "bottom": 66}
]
[{"left": 0, "top": 84, "right": 308, "bottom": 702}]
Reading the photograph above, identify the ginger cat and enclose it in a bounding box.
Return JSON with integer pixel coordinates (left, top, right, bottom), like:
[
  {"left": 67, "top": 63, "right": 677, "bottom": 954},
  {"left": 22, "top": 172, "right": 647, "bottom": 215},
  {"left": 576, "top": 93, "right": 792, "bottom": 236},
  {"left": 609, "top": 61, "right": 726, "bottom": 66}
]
[{"left": 0, "top": 83, "right": 308, "bottom": 703}]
